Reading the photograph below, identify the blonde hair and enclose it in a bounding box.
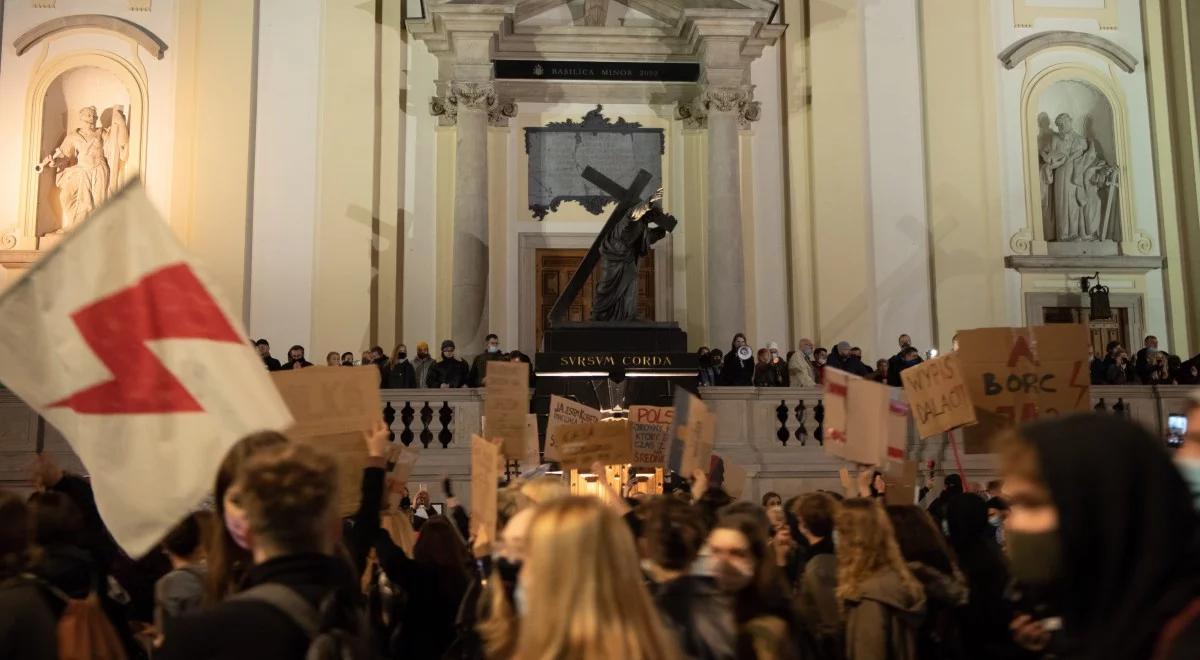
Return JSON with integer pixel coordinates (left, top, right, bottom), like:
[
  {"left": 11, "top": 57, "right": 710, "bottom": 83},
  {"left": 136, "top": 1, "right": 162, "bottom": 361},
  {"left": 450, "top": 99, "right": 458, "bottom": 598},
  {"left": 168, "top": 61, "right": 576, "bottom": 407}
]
[
  {"left": 518, "top": 476, "right": 568, "bottom": 504},
  {"left": 512, "top": 497, "right": 681, "bottom": 660},
  {"left": 834, "top": 499, "right": 923, "bottom": 608}
]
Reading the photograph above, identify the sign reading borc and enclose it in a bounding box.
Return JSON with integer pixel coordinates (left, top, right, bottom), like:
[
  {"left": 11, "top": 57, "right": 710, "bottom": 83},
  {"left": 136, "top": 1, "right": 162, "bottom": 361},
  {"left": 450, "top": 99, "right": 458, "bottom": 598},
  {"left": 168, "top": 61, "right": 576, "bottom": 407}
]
[{"left": 956, "top": 325, "right": 1092, "bottom": 452}]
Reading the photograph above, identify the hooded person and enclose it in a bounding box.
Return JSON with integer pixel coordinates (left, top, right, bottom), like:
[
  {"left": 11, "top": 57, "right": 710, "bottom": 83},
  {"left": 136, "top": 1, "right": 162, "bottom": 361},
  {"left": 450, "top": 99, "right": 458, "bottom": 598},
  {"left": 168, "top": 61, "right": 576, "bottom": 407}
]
[
  {"left": 721, "top": 333, "right": 755, "bottom": 386},
  {"left": 998, "top": 414, "right": 1200, "bottom": 660},
  {"left": 925, "top": 474, "right": 962, "bottom": 526},
  {"left": 426, "top": 339, "right": 470, "bottom": 388},
  {"left": 943, "top": 494, "right": 1016, "bottom": 659},
  {"left": 412, "top": 341, "right": 435, "bottom": 388}
]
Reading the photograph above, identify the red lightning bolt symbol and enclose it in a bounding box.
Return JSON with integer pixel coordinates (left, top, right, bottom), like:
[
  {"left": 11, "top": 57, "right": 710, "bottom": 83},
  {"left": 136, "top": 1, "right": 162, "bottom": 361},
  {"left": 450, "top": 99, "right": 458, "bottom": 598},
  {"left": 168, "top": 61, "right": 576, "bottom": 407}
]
[
  {"left": 1068, "top": 359, "right": 1089, "bottom": 409},
  {"left": 48, "top": 264, "right": 244, "bottom": 414}
]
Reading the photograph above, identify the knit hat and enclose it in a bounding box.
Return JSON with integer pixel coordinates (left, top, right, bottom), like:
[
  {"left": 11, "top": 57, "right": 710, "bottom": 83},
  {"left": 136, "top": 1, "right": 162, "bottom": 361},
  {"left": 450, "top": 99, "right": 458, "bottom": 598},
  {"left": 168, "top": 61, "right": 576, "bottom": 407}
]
[
  {"left": 416, "top": 341, "right": 429, "bottom": 351},
  {"left": 441, "top": 339, "right": 455, "bottom": 351},
  {"left": 836, "top": 341, "right": 851, "bottom": 351},
  {"left": 767, "top": 341, "right": 779, "bottom": 351}
]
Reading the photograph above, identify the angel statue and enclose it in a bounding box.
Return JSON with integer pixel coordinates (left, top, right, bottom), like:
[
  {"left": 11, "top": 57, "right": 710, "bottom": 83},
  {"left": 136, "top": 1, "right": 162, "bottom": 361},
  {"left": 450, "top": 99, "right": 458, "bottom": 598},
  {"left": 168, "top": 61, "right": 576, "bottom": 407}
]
[{"left": 35, "top": 105, "right": 129, "bottom": 232}]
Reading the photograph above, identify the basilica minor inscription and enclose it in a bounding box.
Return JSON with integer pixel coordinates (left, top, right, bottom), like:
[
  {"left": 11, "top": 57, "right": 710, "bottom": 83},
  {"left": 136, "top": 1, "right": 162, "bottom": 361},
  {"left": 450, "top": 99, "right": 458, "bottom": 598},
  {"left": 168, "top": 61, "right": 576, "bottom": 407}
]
[
  {"left": 495, "top": 60, "right": 699, "bottom": 82},
  {"left": 525, "top": 106, "right": 664, "bottom": 220}
]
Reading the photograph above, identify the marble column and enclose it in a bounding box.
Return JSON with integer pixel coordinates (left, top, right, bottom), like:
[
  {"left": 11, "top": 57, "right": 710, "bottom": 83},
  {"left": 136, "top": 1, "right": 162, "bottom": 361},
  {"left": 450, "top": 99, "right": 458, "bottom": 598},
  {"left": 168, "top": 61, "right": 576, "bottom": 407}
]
[
  {"left": 431, "top": 81, "right": 515, "bottom": 355},
  {"left": 680, "top": 86, "right": 760, "bottom": 347}
]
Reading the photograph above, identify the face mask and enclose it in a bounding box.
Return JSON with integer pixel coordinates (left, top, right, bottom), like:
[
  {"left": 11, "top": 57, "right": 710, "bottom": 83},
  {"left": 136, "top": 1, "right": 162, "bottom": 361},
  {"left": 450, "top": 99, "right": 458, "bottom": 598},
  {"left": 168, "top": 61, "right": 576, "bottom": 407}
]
[
  {"left": 802, "top": 348, "right": 813, "bottom": 358},
  {"left": 396, "top": 352, "right": 407, "bottom": 360},
  {"left": 714, "top": 558, "right": 754, "bottom": 593},
  {"left": 988, "top": 514, "right": 1002, "bottom": 527},
  {"left": 941, "top": 519, "right": 951, "bottom": 537},
  {"left": 1175, "top": 457, "right": 1200, "bottom": 510},
  {"left": 224, "top": 507, "right": 251, "bottom": 550},
  {"left": 487, "top": 346, "right": 499, "bottom": 354},
  {"left": 1007, "top": 530, "right": 1064, "bottom": 588}
]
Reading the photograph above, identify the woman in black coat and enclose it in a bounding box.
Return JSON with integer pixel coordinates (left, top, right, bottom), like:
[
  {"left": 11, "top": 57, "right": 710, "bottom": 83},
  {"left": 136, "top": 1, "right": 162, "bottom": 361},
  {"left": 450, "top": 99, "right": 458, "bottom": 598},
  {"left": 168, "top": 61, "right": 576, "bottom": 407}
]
[{"left": 722, "top": 333, "right": 755, "bottom": 386}]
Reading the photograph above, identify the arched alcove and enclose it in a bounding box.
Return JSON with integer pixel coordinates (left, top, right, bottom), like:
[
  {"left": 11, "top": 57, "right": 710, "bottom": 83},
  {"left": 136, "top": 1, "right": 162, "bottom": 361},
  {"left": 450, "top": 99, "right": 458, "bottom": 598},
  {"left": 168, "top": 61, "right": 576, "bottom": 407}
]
[
  {"left": 1014, "top": 64, "right": 1151, "bottom": 257},
  {"left": 15, "top": 51, "right": 148, "bottom": 244}
]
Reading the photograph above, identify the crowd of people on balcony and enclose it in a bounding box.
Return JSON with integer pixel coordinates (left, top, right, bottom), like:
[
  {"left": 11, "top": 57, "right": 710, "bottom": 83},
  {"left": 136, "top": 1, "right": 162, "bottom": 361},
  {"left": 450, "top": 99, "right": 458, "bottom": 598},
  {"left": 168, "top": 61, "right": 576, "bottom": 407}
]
[
  {"left": 700, "top": 332, "right": 1200, "bottom": 388},
  {"left": 4, "top": 407, "right": 1199, "bottom": 659},
  {"left": 253, "top": 335, "right": 535, "bottom": 389}
]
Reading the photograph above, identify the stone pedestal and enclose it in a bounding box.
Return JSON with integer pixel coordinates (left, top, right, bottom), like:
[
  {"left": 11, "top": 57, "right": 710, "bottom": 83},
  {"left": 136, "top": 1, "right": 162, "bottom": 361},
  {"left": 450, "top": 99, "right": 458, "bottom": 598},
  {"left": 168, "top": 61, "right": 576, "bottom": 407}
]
[{"left": 1047, "top": 240, "right": 1118, "bottom": 257}]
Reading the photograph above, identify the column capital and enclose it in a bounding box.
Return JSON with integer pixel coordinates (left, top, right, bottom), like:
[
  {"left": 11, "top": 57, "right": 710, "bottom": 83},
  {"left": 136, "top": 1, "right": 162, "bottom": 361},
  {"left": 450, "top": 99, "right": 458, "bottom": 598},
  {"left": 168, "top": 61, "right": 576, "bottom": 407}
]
[
  {"left": 430, "top": 81, "right": 518, "bottom": 127},
  {"left": 675, "top": 85, "right": 761, "bottom": 130}
]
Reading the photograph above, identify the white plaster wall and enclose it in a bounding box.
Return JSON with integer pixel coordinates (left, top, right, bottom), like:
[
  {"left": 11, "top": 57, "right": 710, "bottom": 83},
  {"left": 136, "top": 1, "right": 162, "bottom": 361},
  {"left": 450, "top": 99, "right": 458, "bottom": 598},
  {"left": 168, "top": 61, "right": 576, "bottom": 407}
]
[
  {"left": 0, "top": 0, "right": 178, "bottom": 232},
  {"left": 993, "top": 0, "right": 1167, "bottom": 341},
  {"left": 400, "top": 38, "right": 440, "bottom": 348},
  {"left": 749, "top": 45, "right": 791, "bottom": 352},
  {"left": 862, "top": 0, "right": 934, "bottom": 356},
  {"left": 248, "top": 0, "right": 321, "bottom": 350}
]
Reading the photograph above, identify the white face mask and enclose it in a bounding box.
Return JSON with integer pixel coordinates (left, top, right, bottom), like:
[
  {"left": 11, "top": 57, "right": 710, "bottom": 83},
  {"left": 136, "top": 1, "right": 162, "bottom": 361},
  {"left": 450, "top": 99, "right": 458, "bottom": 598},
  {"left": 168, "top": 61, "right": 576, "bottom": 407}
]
[{"left": 487, "top": 345, "right": 500, "bottom": 354}]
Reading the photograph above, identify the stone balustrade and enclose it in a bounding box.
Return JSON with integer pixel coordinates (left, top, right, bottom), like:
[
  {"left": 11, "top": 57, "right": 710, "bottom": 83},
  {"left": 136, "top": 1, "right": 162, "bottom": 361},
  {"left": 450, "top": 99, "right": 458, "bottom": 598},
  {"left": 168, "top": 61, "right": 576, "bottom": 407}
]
[{"left": 2, "top": 385, "right": 1193, "bottom": 500}]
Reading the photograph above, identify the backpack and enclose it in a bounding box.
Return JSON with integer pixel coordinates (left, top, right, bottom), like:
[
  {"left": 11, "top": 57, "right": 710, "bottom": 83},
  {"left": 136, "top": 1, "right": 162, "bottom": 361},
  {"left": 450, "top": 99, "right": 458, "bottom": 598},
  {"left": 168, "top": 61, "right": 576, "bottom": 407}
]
[
  {"left": 231, "top": 583, "right": 371, "bottom": 660},
  {"left": 2, "top": 574, "right": 129, "bottom": 660}
]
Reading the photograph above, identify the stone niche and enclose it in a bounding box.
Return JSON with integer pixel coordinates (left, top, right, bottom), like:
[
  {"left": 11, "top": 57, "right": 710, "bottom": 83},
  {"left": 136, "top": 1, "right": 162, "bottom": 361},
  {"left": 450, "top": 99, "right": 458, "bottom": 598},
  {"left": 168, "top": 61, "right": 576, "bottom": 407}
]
[
  {"left": 36, "top": 65, "right": 134, "bottom": 237},
  {"left": 1035, "top": 79, "right": 1120, "bottom": 256}
]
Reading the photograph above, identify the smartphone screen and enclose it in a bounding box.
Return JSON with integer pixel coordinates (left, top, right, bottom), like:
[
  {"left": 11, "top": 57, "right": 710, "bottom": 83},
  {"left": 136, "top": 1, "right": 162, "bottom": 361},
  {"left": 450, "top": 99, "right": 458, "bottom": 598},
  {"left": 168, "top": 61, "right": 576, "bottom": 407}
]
[{"left": 1167, "top": 414, "right": 1188, "bottom": 448}]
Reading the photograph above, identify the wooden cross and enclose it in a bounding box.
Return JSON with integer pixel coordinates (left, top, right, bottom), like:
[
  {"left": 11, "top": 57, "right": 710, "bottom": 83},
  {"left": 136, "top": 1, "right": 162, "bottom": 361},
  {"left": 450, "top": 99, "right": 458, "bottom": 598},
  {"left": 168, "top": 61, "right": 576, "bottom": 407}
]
[{"left": 546, "top": 166, "right": 654, "bottom": 325}]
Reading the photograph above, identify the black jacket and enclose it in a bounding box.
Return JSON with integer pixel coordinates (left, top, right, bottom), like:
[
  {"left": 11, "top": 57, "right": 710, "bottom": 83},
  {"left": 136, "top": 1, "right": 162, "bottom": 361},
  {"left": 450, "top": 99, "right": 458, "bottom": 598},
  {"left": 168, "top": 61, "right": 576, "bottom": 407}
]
[
  {"left": 427, "top": 358, "right": 470, "bottom": 388},
  {"left": 263, "top": 355, "right": 282, "bottom": 371},
  {"left": 0, "top": 577, "right": 58, "bottom": 660},
  {"left": 373, "top": 532, "right": 472, "bottom": 659},
  {"left": 468, "top": 352, "right": 506, "bottom": 387},
  {"left": 722, "top": 352, "right": 755, "bottom": 386},
  {"left": 655, "top": 575, "right": 738, "bottom": 660},
  {"left": 160, "top": 553, "right": 364, "bottom": 660},
  {"left": 387, "top": 360, "right": 417, "bottom": 389},
  {"left": 887, "top": 353, "right": 923, "bottom": 387}
]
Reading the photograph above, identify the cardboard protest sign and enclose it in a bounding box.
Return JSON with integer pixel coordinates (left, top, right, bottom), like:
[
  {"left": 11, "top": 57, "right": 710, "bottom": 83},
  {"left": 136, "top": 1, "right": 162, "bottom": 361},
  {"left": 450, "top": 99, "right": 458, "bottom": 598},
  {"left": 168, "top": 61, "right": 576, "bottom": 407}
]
[
  {"left": 900, "top": 353, "right": 978, "bottom": 439},
  {"left": 884, "top": 460, "right": 919, "bottom": 506},
  {"left": 826, "top": 372, "right": 912, "bottom": 466},
  {"left": 388, "top": 445, "right": 421, "bottom": 487},
  {"left": 883, "top": 391, "right": 911, "bottom": 465},
  {"left": 723, "top": 461, "right": 748, "bottom": 499},
  {"left": 629, "top": 405, "right": 674, "bottom": 467},
  {"left": 484, "top": 361, "right": 529, "bottom": 458},
  {"left": 482, "top": 413, "right": 540, "bottom": 468},
  {"left": 544, "top": 395, "right": 602, "bottom": 460},
  {"left": 555, "top": 419, "right": 633, "bottom": 469},
  {"left": 957, "top": 325, "right": 1092, "bottom": 453},
  {"left": 821, "top": 368, "right": 857, "bottom": 448},
  {"left": 666, "top": 389, "right": 715, "bottom": 476},
  {"left": 272, "top": 368, "right": 381, "bottom": 516},
  {"left": 470, "top": 434, "right": 500, "bottom": 542}
]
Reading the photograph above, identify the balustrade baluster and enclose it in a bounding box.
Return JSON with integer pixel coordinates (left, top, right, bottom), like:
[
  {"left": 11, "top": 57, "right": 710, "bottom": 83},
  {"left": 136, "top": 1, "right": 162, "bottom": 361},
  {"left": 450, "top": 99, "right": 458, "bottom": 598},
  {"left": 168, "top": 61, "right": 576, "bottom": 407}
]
[
  {"left": 776, "top": 400, "right": 790, "bottom": 446},
  {"left": 1094, "top": 398, "right": 1107, "bottom": 413},
  {"left": 419, "top": 402, "right": 434, "bottom": 448},
  {"left": 400, "top": 402, "right": 415, "bottom": 446},
  {"left": 795, "top": 400, "right": 808, "bottom": 446},
  {"left": 814, "top": 400, "right": 825, "bottom": 446},
  {"left": 382, "top": 402, "right": 397, "bottom": 442},
  {"left": 438, "top": 402, "right": 454, "bottom": 447}
]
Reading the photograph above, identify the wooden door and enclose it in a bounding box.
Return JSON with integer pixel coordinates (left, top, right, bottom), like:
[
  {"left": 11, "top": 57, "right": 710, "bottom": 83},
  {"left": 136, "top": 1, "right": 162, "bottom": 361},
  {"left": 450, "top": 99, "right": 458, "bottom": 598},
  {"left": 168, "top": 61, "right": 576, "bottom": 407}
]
[
  {"left": 536, "top": 248, "right": 655, "bottom": 349},
  {"left": 1042, "top": 306, "right": 1129, "bottom": 356}
]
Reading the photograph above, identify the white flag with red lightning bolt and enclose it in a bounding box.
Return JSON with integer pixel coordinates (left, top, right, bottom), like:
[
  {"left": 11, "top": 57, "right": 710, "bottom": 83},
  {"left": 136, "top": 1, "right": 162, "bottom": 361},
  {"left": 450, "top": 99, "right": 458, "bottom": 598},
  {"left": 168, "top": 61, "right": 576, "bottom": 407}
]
[{"left": 0, "top": 185, "right": 293, "bottom": 556}]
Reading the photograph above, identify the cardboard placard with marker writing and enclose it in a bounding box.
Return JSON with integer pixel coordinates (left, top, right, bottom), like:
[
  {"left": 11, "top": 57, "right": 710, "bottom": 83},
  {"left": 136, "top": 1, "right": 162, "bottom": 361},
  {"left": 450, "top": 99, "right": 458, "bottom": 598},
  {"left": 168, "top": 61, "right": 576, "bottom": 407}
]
[
  {"left": 956, "top": 325, "right": 1092, "bottom": 453},
  {"left": 824, "top": 369, "right": 909, "bottom": 466},
  {"left": 271, "top": 368, "right": 382, "bottom": 516},
  {"left": 470, "top": 434, "right": 500, "bottom": 542},
  {"left": 554, "top": 419, "right": 633, "bottom": 470},
  {"left": 665, "top": 389, "right": 715, "bottom": 476},
  {"left": 544, "top": 395, "right": 602, "bottom": 460},
  {"left": 629, "top": 405, "right": 674, "bottom": 468},
  {"left": 484, "top": 361, "right": 529, "bottom": 458},
  {"left": 900, "top": 353, "right": 978, "bottom": 439}
]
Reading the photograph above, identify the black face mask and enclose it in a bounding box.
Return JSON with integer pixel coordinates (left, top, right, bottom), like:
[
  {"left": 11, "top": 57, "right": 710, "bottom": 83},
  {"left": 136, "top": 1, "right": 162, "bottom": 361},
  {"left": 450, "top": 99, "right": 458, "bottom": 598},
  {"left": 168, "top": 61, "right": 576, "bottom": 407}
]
[{"left": 396, "top": 352, "right": 407, "bottom": 361}]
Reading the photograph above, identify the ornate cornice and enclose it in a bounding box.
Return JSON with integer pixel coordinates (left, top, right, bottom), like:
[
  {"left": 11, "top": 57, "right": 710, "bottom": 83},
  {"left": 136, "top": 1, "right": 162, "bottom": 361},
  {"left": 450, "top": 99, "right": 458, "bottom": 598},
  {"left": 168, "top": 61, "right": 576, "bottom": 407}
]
[
  {"left": 430, "top": 81, "right": 518, "bottom": 127},
  {"left": 675, "top": 85, "right": 760, "bottom": 130}
]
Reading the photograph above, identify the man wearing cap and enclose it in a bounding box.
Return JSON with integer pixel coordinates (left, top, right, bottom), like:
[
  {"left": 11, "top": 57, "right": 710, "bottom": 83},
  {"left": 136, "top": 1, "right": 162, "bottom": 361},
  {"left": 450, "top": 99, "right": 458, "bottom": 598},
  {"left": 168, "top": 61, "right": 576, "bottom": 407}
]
[
  {"left": 426, "top": 339, "right": 470, "bottom": 388},
  {"left": 412, "top": 341, "right": 435, "bottom": 387}
]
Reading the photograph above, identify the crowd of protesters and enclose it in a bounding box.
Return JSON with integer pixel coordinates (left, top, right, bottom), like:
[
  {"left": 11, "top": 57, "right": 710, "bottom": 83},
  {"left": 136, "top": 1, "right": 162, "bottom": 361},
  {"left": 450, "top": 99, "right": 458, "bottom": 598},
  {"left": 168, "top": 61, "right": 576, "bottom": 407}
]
[
  {"left": 700, "top": 331, "right": 1200, "bottom": 388},
  {"left": 254, "top": 334, "right": 535, "bottom": 390},
  {"left": 3, "top": 399, "right": 1200, "bottom": 658}
]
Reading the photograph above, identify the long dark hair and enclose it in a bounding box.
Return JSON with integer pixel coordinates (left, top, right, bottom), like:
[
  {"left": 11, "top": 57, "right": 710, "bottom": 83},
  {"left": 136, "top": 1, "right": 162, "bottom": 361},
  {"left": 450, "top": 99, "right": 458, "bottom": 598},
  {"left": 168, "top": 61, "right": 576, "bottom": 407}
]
[
  {"left": 412, "top": 515, "right": 472, "bottom": 606},
  {"left": 885, "top": 504, "right": 957, "bottom": 575},
  {"left": 0, "top": 490, "right": 39, "bottom": 579},
  {"left": 712, "top": 511, "right": 787, "bottom": 623},
  {"left": 206, "top": 431, "right": 289, "bottom": 603},
  {"left": 729, "top": 333, "right": 748, "bottom": 354}
]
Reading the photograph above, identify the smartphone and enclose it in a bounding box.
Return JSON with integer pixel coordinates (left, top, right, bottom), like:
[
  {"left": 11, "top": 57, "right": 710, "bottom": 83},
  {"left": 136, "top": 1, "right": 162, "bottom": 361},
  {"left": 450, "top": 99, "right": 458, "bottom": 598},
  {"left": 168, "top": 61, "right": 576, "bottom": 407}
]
[{"left": 1167, "top": 413, "right": 1188, "bottom": 448}]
